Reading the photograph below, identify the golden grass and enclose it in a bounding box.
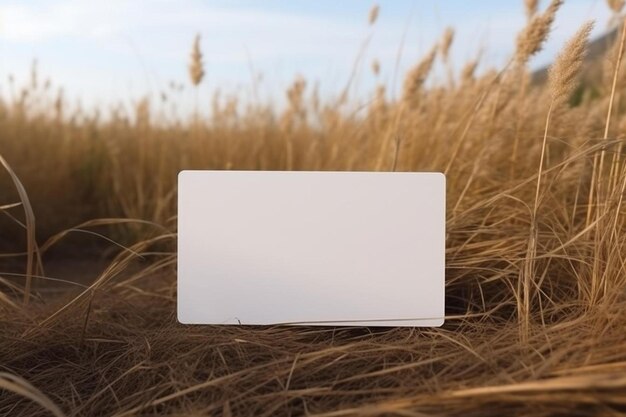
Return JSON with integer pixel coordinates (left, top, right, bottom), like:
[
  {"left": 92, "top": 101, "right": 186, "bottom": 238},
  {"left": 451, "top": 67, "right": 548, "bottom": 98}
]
[
  {"left": 0, "top": 154, "right": 42, "bottom": 304},
  {"left": 515, "top": 0, "right": 562, "bottom": 65},
  {"left": 524, "top": 0, "right": 539, "bottom": 20},
  {"left": 1, "top": 4, "right": 626, "bottom": 416},
  {"left": 189, "top": 34, "right": 205, "bottom": 88}
]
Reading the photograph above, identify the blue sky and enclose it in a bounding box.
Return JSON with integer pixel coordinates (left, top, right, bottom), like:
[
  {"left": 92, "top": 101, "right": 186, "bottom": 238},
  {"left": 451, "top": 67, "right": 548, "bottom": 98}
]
[{"left": 0, "top": 0, "right": 614, "bottom": 113}]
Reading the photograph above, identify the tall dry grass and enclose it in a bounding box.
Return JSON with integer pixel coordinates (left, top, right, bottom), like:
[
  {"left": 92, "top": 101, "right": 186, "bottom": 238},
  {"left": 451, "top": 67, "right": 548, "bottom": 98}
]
[{"left": 1, "top": 2, "right": 626, "bottom": 416}]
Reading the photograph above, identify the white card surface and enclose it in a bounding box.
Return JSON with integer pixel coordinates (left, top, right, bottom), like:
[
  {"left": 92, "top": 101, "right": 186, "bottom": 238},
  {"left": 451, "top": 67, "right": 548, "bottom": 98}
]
[{"left": 177, "top": 171, "right": 445, "bottom": 326}]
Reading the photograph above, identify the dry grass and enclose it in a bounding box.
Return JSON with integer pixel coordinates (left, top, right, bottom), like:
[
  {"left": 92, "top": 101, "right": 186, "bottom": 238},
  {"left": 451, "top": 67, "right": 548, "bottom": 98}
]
[
  {"left": 515, "top": 0, "right": 563, "bottom": 65},
  {"left": 1, "top": 4, "right": 626, "bottom": 416},
  {"left": 189, "top": 34, "right": 206, "bottom": 88}
]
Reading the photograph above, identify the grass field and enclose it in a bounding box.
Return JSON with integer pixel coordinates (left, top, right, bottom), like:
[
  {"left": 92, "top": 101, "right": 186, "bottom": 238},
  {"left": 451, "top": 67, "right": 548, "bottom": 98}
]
[{"left": 1, "top": 1, "right": 626, "bottom": 415}]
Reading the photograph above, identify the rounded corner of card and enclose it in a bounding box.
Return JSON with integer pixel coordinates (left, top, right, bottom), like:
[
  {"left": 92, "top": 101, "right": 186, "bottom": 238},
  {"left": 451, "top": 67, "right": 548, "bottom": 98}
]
[
  {"left": 178, "top": 170, "right": 192, "bottom": 182},
  {"left": 177, "top": 309, "right": 193, "bottom": 325}
]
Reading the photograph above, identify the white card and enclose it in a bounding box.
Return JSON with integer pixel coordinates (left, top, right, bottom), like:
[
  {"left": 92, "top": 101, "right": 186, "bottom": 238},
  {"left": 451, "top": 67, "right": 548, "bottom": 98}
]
[{"left": 177, "top": 171, "right": 445, "bottom": 326}]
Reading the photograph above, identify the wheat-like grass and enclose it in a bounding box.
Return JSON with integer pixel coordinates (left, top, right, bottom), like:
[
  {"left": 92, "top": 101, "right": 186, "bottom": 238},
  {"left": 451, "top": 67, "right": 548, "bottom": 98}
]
[
  {"left": 402, "top": 45, "right": 438, "bottom": 103},
  {"left": 519, "top": 21, "right": 594, "bottom": 340},
  {"left": 440, "top": 27, "right": 454, "bottom": 62},
  {"left": 460, "top": 58, "right": 479, "bottom": 83},
  {"left": 515, "top": 0, "right": 563, "bottom": 65},
  {"left": 524, "top": 0, "right": 539, "bottom": 20},
  {"left": 371, "top": 59, "right": 380, "bottom": 76},
  {"left": 368, "top": 4, "right": 380, "bottom": 25},
  {"left": 548, "top": 21, "right": 594, "bottom": 104},
  {"left": 1, "top": 5, "right": 626, "bottom": 417},
  {"left": 607, "top": 0, "right": 625, "bottom": 14},
  {"left": 188, "top": 33, "right": 205, "bottom": 87}
]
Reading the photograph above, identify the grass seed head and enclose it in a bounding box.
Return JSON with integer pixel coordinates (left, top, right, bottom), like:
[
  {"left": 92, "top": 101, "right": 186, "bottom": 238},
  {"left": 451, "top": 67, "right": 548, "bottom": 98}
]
[
  {"left": 440, "top": 27, "right": 455, "bottom": 61},
  {"left": 525, "top": 0, "right": 539, "bottom": 20},
  {"left": 402, "top": 45, "right": 438, "bottom": 102},
  {"left": 368, "top": 4, "right": 380, "bottom": 25},
  {"left": 607, "top": 0, "right": 625, "bottom": 13},
  {"left": 515, "top": 0, "right": 563, "bottom": 64},
  {"left": 188, "top": 33, "right": 205, "bottom": 86},
  {"left": 549, "top": 21, "right": 594, "bottom": 104},
  {"left": 371, "top": 59, "right": 381, "bottom": 76}
]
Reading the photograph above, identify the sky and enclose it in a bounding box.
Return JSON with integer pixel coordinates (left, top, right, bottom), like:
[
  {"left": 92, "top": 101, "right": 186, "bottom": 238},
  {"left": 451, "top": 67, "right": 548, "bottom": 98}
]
[{"left": 0, "top": 0, "right": 615, "bottom": 114}]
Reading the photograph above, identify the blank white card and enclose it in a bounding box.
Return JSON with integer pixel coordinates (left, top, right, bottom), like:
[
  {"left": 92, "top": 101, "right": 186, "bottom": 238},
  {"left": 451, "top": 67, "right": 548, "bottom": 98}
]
[{"left": 178, "top": 171, "right": 445, "bottom": 326}]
